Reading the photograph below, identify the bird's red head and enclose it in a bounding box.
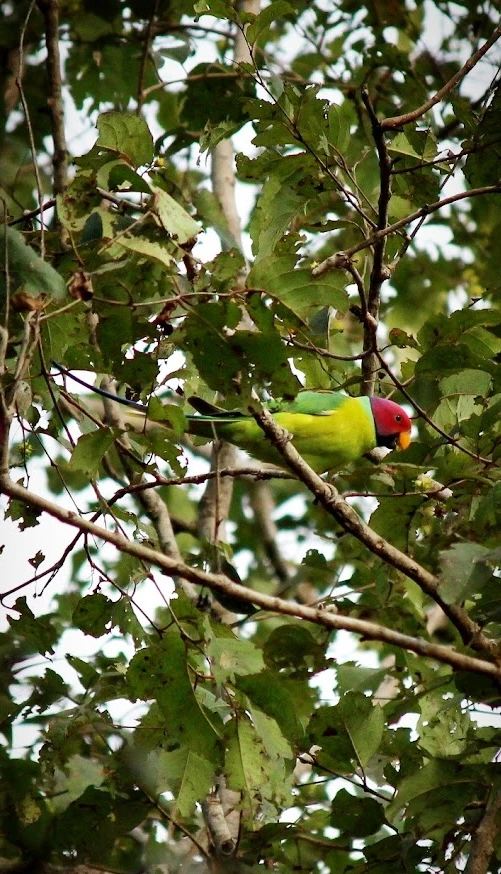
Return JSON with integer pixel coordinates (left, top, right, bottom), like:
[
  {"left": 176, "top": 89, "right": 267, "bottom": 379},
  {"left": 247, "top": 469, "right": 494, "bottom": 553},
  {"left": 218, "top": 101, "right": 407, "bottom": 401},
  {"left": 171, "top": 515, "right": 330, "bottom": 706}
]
[{"left": 369, "top": 396, "right": 412, "bottom": 451}]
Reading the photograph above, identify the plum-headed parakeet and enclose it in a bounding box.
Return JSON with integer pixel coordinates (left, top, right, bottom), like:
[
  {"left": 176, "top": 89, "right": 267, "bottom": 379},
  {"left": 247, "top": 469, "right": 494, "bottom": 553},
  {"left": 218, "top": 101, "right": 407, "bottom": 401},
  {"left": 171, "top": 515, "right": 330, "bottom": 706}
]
[
  {"left": 54, "top": 366, "right": 412, "bottom": 475},
  {"left": 185, "top": 391, "right": 412, "bottom": 473}
]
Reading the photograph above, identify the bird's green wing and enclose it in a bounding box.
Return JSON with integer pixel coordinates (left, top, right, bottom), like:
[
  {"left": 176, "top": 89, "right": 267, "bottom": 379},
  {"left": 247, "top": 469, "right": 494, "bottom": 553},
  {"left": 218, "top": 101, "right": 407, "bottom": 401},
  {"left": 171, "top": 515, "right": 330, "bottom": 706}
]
[
  {"left": 269, "top": 390, "right": 349, "bottom": 416},
  {"left": 188, "top": 391, "right": 349, "bottom": 422}
]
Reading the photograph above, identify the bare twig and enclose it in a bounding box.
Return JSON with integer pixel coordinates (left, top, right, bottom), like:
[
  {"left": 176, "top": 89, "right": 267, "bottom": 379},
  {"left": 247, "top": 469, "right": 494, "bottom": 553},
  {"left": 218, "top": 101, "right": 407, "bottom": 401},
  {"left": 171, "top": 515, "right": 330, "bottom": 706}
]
[
  {"left": 381, "top": 24, "right": 501, "bottom": 130},
  {"left": 8, "top": 198, "right": 56, "bottom": 227},
  {"left": 107, "top": 467, "right": 293, "bottom": 505},
  {"left": 288, "top": 337, "right": 371, "bottom": 362}
]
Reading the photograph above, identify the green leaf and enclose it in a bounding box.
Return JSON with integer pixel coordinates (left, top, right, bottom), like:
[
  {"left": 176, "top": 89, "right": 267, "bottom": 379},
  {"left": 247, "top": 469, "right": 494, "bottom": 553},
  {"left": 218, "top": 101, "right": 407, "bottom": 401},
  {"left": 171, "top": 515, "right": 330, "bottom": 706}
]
[
  {"left": 417, "top": 693, "right": 470, "bottom": 758},
  {"left": 96, "top": 111, "right": 154, "bottom": 168},
  {"left": 209, "top": 636, "right": 265, "bottom": 683},
  {"left": 8, "top": 599, "right": 57, "bottom": 656},
  {"left": 111, "top": 232, "right": 175, "bottom": 268},
  {"left": 68, "top": 428, "right": 117, "bottom": 477},
  {"left": 236, "top": 672, "right": 306, "bottom": 744},
  {"left": 226, "top": 718, "right": 264, "bottom": 803},
  {"left": 226, "top": 716, "right": 293, "bottom": 812},
  {"left": 52, "top": 755, "right": 105, "bottom": 813},
  {"left": 73, "top": 594, "right": 113, "bottom": 638},
  {"left": 439, "top": 542, "right": 491, "bottom": 604},
  {"left": 246, "top": 1, "right": 295, "bottom": 45},
  {"left": 177, "top": 751, "right": 216, "bottom": 817},
  {"left": 247, "top": 254, "right": 348, "bottom": 317},
  {"left": 149, "top": 184, "right": 201, "bottom": 244},
  {"left": 127, "top": 633, "right": 220, "bottom": 759},
  {"left": 0, "top": 227, "right": 66, "bottom": 303},
  {"left": 389, "top": 129, "right": 437, "bottom": 163},
  {"left": 464, "top": 82, "right": 501, "bottom": 187},
  {"left": 193, "top": 0, "right": 240, "bottom": 22},
  {"left": 249, "top": 705, "right": 294, "bottom": 760},
  {"left": 330, "top": 789, "right": 385, "bottom": 837},
  {"left": 199, "top": 119, "right": 241, "bottom": 156},
  {"left": 338, "top": 693, "right": 385, "bottom": 769},
  {"left": 386, "top": 760, "right": 479, "bottom": 823},
  {"left": 388, "top": 132, "right": 421, "bottom": 158},
  {"left": 388, "top": 328, "right": 420, "bottom": 350},
  {"left": 370, "top": 495, "right": 424, "bottom": 553},
  {"left": 328, "top": 100, "right": 357, "bottom": 154},
  {"left": 137, "top": 748, "right": 216, "bottom": 818}
]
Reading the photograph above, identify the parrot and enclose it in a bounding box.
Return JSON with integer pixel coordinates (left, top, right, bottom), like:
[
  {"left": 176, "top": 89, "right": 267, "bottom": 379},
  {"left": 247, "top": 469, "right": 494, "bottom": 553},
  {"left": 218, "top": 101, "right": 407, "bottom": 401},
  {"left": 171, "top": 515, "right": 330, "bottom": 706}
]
[
  {"left": 52, "top": 364, "right": 412, "bottom": 475},
  {"left": 186, "top": 391, "right": 412, "bottom": 473}
]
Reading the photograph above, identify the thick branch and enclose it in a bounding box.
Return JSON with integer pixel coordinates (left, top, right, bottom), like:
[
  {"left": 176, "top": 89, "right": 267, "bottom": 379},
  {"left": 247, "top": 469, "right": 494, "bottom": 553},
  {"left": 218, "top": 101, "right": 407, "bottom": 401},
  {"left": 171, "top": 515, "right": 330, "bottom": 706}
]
[
  {"left": 249, "top": 481, "right": 291, "bottom": 584},
  {"left": 381, "top": 24, "right": 501, "bottom": 130},
  {"left": 250, "top": 407, "right": 499, "bottom": 659},
  {"left": 1, "top": 474, "right": 500, "bottom": 678},
  {"left": 197, "top": 441, "right": 237, "bottom": 546},
  {"left": 464, "top": 780, "right": 501, "bottom": 874},
  {"left": 360, "top": 87, "right": 392, "bottom": 396},
  {"left": 202, "top": 789, "right": 237, "bottom": 857},
  {"left": 36, "top": 0, "right": 68, "bottom": 195}
]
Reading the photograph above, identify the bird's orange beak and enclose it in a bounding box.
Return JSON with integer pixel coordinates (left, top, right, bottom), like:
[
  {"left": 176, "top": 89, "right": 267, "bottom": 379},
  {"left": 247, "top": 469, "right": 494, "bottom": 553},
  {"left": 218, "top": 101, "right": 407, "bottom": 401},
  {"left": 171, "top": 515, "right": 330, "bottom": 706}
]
[{"left": 397, "top": 431, "right": 412, "bottom": 451}]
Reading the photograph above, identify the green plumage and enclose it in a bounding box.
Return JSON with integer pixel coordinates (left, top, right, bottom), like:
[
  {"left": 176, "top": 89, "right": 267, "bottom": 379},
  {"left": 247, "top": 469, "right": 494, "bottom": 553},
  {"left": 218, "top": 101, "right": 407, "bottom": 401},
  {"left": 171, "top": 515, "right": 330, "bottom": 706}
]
[
  {"left": 186, "top": 391, "right": 377, "bottom": 474},
  {"left": 54, "top": 363, "right": 411, "bottom": 475}
]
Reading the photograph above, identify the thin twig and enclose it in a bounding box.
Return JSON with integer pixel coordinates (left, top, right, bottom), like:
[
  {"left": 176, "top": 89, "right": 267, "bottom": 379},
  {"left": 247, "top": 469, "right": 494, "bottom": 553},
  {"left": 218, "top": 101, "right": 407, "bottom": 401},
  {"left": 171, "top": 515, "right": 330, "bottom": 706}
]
[
  {"left": 287, "top": 337, "right": 371, "bottom": 362},
  {"left": 136, "top": 0, "right": 160, "bottom": 111},
  {"left": 8, "top": 198, "right": 56, "bottom": 226},
  {"left": 16, "top": 1, "right": 45, "bottom": 256},
  {"left": 381, "top": 24, "right": 501, "bottom": 129},
  {"left": 312, "top": 184, "right": 501, "bottom": 277}
]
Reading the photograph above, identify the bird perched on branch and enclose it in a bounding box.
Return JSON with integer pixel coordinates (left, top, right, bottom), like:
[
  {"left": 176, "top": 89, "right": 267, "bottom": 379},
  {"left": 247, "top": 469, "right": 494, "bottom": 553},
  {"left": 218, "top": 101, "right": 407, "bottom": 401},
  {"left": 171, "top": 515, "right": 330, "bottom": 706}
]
[{"left": 53, "top": 365, "right": 412, "bottom": 475}]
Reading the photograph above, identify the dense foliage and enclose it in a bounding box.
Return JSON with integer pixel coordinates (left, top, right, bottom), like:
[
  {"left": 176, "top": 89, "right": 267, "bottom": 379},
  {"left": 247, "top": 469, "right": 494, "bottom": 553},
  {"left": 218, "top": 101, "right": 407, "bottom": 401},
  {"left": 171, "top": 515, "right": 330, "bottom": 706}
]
[{"left": 1, "top": 1, "right": 501, "bottom": 871}]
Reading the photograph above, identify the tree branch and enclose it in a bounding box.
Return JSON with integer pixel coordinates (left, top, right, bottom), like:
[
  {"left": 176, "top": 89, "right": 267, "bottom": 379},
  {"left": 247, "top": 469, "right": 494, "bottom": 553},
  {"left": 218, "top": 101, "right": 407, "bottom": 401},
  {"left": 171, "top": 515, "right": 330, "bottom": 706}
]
[
  {"left": 312, "top": 184, "right": 501, "bottom": 277},
  {"left": 36, "top": 0, "right": 68, "bottom": 196},
  {"left": 360, "top": 86, "right": 393, "bottom": 396},
  {"left": 249, "top": 406, "right": 500, "bottom": 659},
  {"left": 381, "top": 24, "right": 501, "bottom": 130},
  {"left": 8, "top": 198, "right": 56, "bottom": 227},
  {"left": 16, "top": 1, "right": 45, "bottom": 254},
  {"left": 136, "top": 0, "right": 159, "bottom": 111},
  {"left": 1, "top": 474, "right": 500, "bottom": 679},
  {"left": 464, "top": 779, "right": 501, "bottom": 874}
]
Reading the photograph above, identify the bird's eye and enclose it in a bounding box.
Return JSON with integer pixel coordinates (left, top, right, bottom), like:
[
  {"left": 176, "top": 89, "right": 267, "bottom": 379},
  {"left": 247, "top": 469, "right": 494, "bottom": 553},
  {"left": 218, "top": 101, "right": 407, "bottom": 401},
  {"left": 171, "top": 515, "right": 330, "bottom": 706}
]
[{"left": 395, "top": 414, "right": 402, "bottom": 423}]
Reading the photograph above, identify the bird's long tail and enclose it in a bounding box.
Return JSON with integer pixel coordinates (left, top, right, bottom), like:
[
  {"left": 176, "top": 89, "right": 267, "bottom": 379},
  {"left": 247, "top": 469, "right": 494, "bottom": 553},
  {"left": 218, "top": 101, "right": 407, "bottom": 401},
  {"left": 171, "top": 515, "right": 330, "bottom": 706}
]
[{"left": 50, "top": 362, "right": 245, "bottom": 438}]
